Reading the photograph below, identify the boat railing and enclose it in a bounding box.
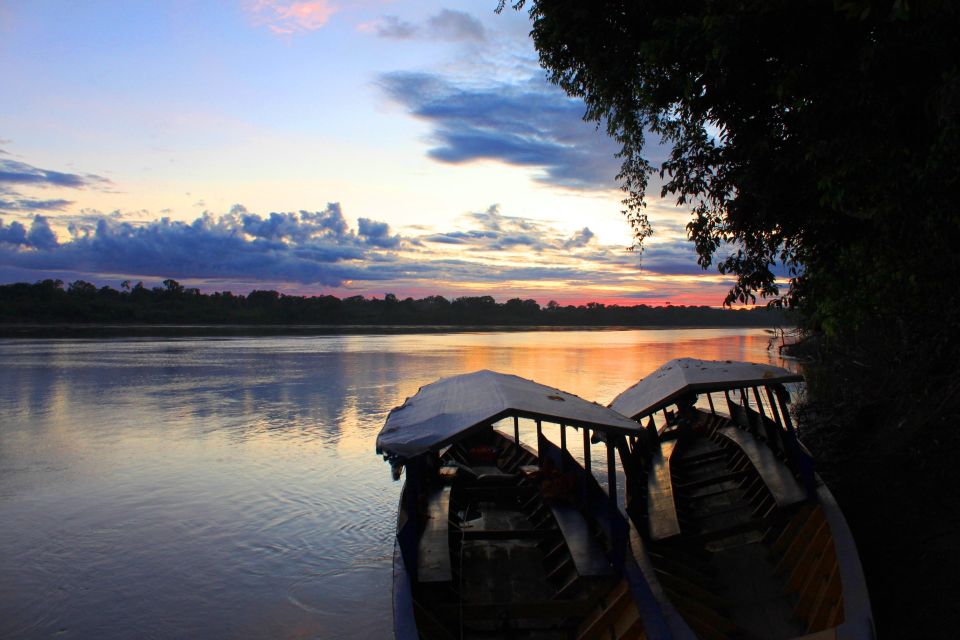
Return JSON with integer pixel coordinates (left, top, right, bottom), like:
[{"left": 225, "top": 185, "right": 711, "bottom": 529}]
[{"left": 640, "top": 382, "right": 817, "bottom": 498}]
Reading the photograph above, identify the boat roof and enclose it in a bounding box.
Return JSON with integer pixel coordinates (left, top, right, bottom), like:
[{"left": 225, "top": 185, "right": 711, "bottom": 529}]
[
  {"left": 609, "top": 358, "right": 803, "bottom": 420},
  {"left": 376, "top": 369, "right": 642, "bottom": 460}
]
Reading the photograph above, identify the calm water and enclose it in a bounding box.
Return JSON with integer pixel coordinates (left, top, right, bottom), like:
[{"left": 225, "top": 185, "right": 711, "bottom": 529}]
[{"left": 0, "top": 328, "right": 791, "bottom": 639}]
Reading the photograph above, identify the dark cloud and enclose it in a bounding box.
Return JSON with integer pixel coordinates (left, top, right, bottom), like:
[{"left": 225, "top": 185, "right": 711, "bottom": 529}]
[
  {"left": 0, "top": 152, "right": 112, "bottom": 215},
  {"left": 420, "top": 205, "right": 606, "bottom": 257},
  {"left": 427, "top": 9, "right": 485, "bottom": 41},
  {"left": 0, "top": 157, "right": 111, "bottom": 190},
  {"left": 380, "top": 72, "right": 621, "bottom": 190},
  {"left": 373, "top": 16, "right": 418, "bottom": 39},
  {"left": 0, "top": 201, "right": 741, "bottom": 298},
  {"left": 563, "top": 227, "right": 595, "bottom": 249},
  {"left": 357, "top": 217, "right": 401, "bottom": 248},
  {"left": 27, "top": 216, "right": 59, "bottom": 250},
  {"left": 0, "top": 219, "right": 27, "bottom": 245},
  {"left": 372, "top": 10, "right": 484, "bottom": 41},
  {"left": 238, "top": 203, "right": 351, "bottom": 243},
  {"left": 0, "top": 205, "right": 403, "bottom": 287},
  {"left": 0, "top": 216, "right": 59, "bottom": 250},
  {"left": 0, "top": 196, "right": 73, "bottom": 212}
]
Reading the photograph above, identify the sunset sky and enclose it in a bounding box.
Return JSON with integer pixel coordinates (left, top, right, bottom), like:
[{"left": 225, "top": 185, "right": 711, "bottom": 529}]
[{"left": 0, "top": 1, "right": 745, "bottom": 306}]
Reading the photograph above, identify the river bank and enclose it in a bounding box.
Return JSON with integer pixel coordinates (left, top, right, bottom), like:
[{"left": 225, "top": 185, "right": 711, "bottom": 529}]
[
  {"left": 0, "top": 323, "right": 790, "bottom": 339},
  {"left": 795, "top": 349, "right": 960, "bottom": 638}
]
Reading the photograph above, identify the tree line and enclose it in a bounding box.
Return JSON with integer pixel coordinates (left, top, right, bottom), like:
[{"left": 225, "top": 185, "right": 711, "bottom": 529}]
[{"left": 0, "top": 279, "right": 789, "bottom": 327}]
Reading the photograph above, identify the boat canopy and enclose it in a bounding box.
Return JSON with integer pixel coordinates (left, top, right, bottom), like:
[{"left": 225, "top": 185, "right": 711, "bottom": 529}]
[
  {"left": 376, "top": 369, "right": 642, "bottom": 460},
  {"left": 609, "top": 358, "right": 803, "bottom": 420}
]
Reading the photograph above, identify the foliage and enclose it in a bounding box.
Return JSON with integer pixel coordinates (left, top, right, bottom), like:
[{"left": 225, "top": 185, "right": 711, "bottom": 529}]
[
  {"left": 0, "top": 279, "right": 789, "bottom": 327},
  {"left": 501, "top": 0, "right": 960, "bottom": 337}
]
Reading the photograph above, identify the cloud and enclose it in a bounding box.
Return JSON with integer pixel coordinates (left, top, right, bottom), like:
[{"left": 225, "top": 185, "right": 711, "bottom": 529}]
[
  {"left": 380, "top": 72, "right": 621, "bottom": 191},
  {"left": 422, "top": 204, "right": 603, "bottom": 256},
  {"left": 362, "top": 15, "right": 417, "bottom": 39},
  {"left": 563, "top": 227, "right": 595, "bottom": 249},
  {"left": 0, "top": 216, "right": 59, "bottom": 250},
  {"left": 427, "top": 9, "right": 485, "bottom": 41},
  {"left": 0, "top": 204, "right": 403, "bottom": 287},
  {"left": 362, "top": 9, "right": 485, "bottom": 42},
  {"left": 0, "top": 153, "right": 112, "bottom": 215},
  {"left": 0, "top": 219, "right": 27, "bottom": 245},
  {"left": 0, "top": 157, "right": 111, "bottom": 190},
  {"left": 0, "top": 201, "right": 743, "bottom": 303},
  {"left": 357, "top": 217, "right": 401, "bottom": 248},
  {"left": 248, "top": 0, "right": 337, "bottom": 35},
  {"left": 0, "top": 196, "right": 73, "bottom": 212}
]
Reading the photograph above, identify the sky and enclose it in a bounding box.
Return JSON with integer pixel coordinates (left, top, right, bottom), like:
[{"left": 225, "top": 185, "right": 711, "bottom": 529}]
[{"left": 0, "top": 0, "right": 743, "bottom": 306}]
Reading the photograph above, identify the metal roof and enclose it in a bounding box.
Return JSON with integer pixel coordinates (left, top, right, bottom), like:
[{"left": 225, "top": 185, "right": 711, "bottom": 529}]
[
  {"left": 609, "top": 358, "right": 803, "bottom": 420},
  {"left": 376, "top": 369, "right": 642, "bottom": 460}
]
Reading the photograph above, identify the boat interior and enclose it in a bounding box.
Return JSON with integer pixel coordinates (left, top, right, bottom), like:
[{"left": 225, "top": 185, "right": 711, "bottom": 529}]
[
  {"left": 624, "top": 388, "right": 849, "bottom": 640},
  {"left": 405, "top": 426, "right": 646, "bottom": 640}
]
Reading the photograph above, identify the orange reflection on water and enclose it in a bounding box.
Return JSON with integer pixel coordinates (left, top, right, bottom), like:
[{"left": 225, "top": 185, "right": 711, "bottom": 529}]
[{"left": 420, "top": 328, "right": 780, "bottom": 406}]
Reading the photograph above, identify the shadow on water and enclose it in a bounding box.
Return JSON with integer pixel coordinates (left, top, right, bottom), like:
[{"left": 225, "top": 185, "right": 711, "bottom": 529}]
[{"left": 0, "top": 328, "right": 787, "bottom": 639}]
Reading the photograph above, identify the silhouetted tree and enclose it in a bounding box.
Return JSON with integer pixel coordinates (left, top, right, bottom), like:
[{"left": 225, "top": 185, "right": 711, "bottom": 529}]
[{"left": 500, "top": 0, "right": 959, "bottom": 339}]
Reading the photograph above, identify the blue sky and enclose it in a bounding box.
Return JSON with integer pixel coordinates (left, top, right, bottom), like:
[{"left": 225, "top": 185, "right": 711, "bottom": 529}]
[{"left": 0, "top": 0, "right": 739, "bottom": 306}]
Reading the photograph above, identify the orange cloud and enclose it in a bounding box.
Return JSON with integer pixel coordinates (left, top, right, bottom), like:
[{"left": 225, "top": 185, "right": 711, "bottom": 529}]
[{"left": 248, "top": 0, "right": 337, "bottom": 35}]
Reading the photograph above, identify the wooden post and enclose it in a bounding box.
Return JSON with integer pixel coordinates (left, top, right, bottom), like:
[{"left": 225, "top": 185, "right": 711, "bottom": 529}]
[
  {"left": 766, "top": 386, "right": 784, "bottom": 429},
  {"left": 583, "top": 426, "right": 591, "bottom": 474},
  {"left": 536, "top": 418, "right": 542, "bottom": 456},
  {"left": 707, "top": 392, "right": 716, "bottom": 414},
  {"left": 645, "top": 415, "right": 658, "bottom": 446},
  {"left": 513, "top": 415, "right": 519, "bottom": 444},
  {"left": 752, "top": 387, "right": 767, "bottom": 419},
  {"left": 754, "top": 386, "right": 781, "bottom": 452},
  {"left": 607, "top": 440, "right": 617, "bottom": 507},
  {"left": 775, "top": 384, "right": 816, "bottom": 496},
  {"left": 775, "top": 389, "right": 796, "bottom": 436},
  {"left": 560, "top": 423, "right": 567, "bottom": 470}
]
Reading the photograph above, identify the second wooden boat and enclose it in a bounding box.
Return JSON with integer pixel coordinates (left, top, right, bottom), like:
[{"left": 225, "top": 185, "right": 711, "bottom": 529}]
[{"left": 610, "top": 358, "right": 873, "bottom": 640}]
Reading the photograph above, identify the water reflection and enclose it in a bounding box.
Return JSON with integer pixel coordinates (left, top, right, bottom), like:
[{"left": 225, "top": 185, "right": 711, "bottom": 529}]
[{"left": 0, "top": 328, "right": 788, "bottom": 639}]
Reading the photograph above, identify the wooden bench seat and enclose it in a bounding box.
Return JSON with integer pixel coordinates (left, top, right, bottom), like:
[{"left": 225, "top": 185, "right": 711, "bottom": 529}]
[
  {"left": 549, "top": 503, "right": 612, "bottom": 576},
  {"left": 418, "top": 485, "right": 452, "bottom": 582},
  {"left": 647, "top": 439, "right": 682, "bottom": 541},
  {"left": 716, "top": 426, "right": 806, "bottom": 508}
]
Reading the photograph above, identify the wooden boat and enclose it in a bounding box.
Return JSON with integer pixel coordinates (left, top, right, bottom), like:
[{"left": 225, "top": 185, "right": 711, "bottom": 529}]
[
  {"left": 376, "top": 370, "right": 658, "bottom": 639},
  {"left": 609, "top": 358, "right": 873, "bottom": 639}
]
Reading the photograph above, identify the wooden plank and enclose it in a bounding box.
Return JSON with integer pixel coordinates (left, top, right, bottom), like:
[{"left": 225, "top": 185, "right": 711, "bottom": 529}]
[
  {"left": 647, "top": 439, "right": 682, "bottom": 540},
  {"left": 417, "top": 486, "right": 452, "bottom": 582},
  {"left": 716, "top": 426, "right": 806, "bottom": 508},
  {"left": 549, "top": 503, "right": 613, "bottom": 576},
  {"left": 576, "top": 580, "right": 633, "bottom": 640}
]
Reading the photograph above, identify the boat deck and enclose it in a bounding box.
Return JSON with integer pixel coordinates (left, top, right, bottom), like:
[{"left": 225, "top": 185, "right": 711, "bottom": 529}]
[
  {"left": 642, "top": 412, "right": 812, "bottom": 639},
  {"left": 410, "top": 433, "right": 636, "bottom": 639}
]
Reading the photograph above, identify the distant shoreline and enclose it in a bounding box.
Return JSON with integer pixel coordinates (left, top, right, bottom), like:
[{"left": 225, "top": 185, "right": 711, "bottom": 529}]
[{"left": 0, "top": 323, "right": 787, "bottom": 339}]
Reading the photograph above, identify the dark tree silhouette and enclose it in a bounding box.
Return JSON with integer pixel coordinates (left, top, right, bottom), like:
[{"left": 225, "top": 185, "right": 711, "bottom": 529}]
[
  {"left": 0, "top": 279, "right": 788, "bottom": 328},
  {"left": 500, "top": 0, "right": 959, "bottom": 337}
]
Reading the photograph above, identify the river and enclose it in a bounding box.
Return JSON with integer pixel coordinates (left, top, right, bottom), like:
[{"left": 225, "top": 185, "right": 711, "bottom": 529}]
[{"left": 0, "top": 328, "right": 792, "bottom": 639}]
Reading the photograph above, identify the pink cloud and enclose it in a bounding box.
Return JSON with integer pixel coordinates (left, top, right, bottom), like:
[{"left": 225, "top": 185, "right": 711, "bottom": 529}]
[{"left": 248, "top": 0, "right": 337, "bottom": 35}]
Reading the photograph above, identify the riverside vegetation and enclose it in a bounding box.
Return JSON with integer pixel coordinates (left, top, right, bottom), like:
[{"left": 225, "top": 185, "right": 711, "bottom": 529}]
[{"left": 0, "top": 278, "right": 788, "bottom": 328}]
